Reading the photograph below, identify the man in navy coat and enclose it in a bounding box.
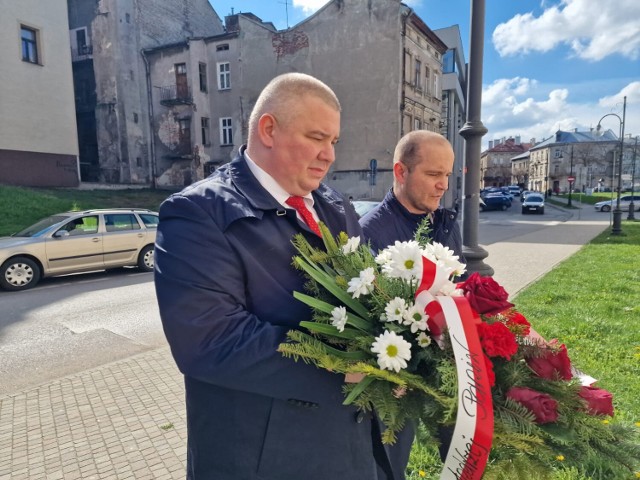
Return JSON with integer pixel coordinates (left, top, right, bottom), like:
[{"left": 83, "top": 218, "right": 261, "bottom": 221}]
[
  {"left": 155, "top": 73, "right": 390, "bottom": 479},
  {"left": 360, "top": 130, "right": 464, "bottom": 479}
]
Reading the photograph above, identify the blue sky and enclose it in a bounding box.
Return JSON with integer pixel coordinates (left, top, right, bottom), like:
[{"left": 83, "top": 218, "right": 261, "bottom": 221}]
[{"left": 208, "top": 0, "right": 639, "bottom": 147}]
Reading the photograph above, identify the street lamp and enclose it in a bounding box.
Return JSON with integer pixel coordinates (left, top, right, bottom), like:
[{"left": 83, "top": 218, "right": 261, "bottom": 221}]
[
  {"left": 559, "top": 145, "right": 575, "bottom": 207},
  {"left": 628, "top": 136, "right": 638, "bottom": 221},
  {"left": 596, "top": 95, "right": 626, "bottom": 235}
]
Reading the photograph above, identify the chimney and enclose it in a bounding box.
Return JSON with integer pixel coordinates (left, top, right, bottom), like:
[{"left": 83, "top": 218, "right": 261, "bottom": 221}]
[
  {"left": 515, "top": 135, "right": 521, "bottom": 144},
  {"left": 489, "top": 140, "right": 494, "bottom": 149},
  {"left": 530, "top": 137, "right": 536, "bottom": 145}
]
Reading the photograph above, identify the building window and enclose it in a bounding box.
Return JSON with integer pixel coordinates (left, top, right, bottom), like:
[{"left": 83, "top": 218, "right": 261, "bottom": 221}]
[
  {"left": 425, "top": 67, "right": 431, "bottom": 95},
  {"left": 220, "top": 117, "right": 233, "bottom": 145},
  {"left": 199, "top": 63, "right": 207, "bottom": 93},
  {"left": 414, "top": 118, "right": 422, "bottom": 131},
  {"left": 216, "top": 43, "right": 229, "bottom": 51},
  {"left": 21, "top": 26, "right": 39, "bottom": 64},
  {"left": 433, "top": 73, "right": 439, "bottom": 97},
  {"left": 217, "top": 62, "right": 230, "bottom": 90},
  {"left": 201, "top": 117, "right": 210, "bottom": 145},
  {"left": 414, "top": 59, "right": 422, "bottom": 88}
]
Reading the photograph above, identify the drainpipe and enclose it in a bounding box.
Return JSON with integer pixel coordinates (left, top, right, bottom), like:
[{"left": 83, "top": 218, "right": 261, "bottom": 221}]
[
  {"left": 141, "top": 49, "right": 157, "bottom": 188},
  {"left": 400, "top": 8, "right": 409, "bottom": 138}
]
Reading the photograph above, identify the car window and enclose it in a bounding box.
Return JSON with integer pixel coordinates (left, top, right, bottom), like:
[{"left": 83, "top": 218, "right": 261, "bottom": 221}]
[
  {"left": 527, "top": 195, "right": 544, "bottom": 202},
  {"left": 60, "top": 215, "right": 99, "bottom": 236},
  {"left": 104, "top": 214, "right": 141, "bottom": 232},
  {"left": 13, "top": 215, "right": 69, "bottom": 237},
  {"left": 139, "top": 213, "right": 159, "bottom": 227}
]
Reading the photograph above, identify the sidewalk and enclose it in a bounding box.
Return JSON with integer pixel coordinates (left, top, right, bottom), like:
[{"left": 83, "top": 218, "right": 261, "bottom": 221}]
[{"left": 0, "top": 202, "right": 610, "bottom": 479}]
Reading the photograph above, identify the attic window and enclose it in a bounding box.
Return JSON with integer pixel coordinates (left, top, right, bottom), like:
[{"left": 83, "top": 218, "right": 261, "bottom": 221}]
[{"left": 216, "top": 44, "right": 229, "bottom": 51}]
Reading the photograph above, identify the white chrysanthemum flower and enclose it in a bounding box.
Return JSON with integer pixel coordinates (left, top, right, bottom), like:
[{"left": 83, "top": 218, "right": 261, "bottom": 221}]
[
  {"left": 347, "top": 267, "right": 376, "bottom": 298},
  {"left": 371, "top": 330, "right": 412, "bottom": 372},
  {"left": 384, "top": 297, "right": 407, "bottom": 323},
  {"left": 417, "top": 332, "right": 432, "bottom": 348},
  {"left": 403, "top": 304, "right": 429, "bottom": 333},
  {"left": 375, "top": 249, "right": 392, "bottom": 266},
  {"left": 330, "top": 306, "right": 348, "bottom": 332},
  {"left": 381, "top": 240, "right": 423, "bottom": 281},
  {"left": 439, "top": 280, "right": 463, "bottom": 297},
  {"left": 341, "top": 236, "right": 360, "bottom": 255},
  {"left": 422, "top": 242, "right": 466, "bottom": 278}
]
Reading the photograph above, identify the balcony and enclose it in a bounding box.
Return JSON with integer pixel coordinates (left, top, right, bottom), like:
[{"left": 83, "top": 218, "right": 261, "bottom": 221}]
[
  {"left": 158, "top": 85, "right": 193, "bottom": 106},
  {"left": 71, "top": 44, "right": 93, "bottom": 62}
]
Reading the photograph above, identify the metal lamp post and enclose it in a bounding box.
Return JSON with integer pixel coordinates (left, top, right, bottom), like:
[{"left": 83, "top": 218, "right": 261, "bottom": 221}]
[
  {"left": 596, "top": 95, "right": 626, "bottom": 235},
  {"left": 628, "top": 136, "right": 638, "bottom": 220},
  {"left": 560, "top": 145, "right": 575, "bottom": 207}
]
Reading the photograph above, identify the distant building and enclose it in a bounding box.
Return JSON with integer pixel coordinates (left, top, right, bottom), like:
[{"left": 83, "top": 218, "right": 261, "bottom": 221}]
[
  {"left": 434, "top": 25, "right": 467, "bottom": 210},
  {"left": 480, "top": 138, "right": 532, "bottom": 188},
  {"left": 0, "top": 0, "right": 79, "bottom": 187},
  {"left": 527, "top": 129, "right": 618, "bottom": 194}
]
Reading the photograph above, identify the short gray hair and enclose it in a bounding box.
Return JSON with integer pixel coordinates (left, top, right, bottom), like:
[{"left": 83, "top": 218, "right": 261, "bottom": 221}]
[
  {"left": 393, "top": 131, "right": 451, "bottom": 170},
  {"left": 248, "top": 73, "right": 341, "bottom": 136}
]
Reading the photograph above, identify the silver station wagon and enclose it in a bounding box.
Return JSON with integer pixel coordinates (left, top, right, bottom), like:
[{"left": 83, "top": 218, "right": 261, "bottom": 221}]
[{"left": 0, "top": 209, "right": 158, "bottom": 291}]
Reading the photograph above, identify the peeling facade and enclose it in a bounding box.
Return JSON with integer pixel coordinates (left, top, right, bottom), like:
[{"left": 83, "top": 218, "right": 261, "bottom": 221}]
[
  {"left": 66, "top": 0, "right": 224, "bottom": 184},
  {"left": 143, "top": 0, "right": 450, "bottom": 200}
]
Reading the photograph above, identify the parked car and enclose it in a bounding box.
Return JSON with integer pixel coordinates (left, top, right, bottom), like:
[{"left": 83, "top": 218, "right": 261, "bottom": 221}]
[
  {"left": 508, "top": 185, "right": 521, "bottom": 197},
  {"left": 480, "top": 193, "right": 512, "bottom": 211},
  {"left": 594, "top": 195, "right": 640, "bottom": 212},
  {"left": 352, "top": 200, "right": 380, "bottom": 218},
  {"left": 521, "top": 193, "right": 545, "bottom": 214},
  {"left": 0, "top": 209, "right": 158, "bottom": 291}
]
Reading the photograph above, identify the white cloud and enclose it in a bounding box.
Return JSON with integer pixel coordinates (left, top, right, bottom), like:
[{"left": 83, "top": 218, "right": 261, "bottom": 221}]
[
  {"left": 481, "top": 78, "right": 640, "bottom": 147},
  {"left": 492, "top": 0, "right": 640, "bottom": 61},
  {"left": 292, "top": 0, "right": 330, "bottom": 15}
]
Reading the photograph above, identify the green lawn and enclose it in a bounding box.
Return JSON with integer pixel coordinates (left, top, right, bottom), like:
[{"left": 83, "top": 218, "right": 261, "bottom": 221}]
[{"left": 0, "top": 185, "right": 174, "bottom": 236}]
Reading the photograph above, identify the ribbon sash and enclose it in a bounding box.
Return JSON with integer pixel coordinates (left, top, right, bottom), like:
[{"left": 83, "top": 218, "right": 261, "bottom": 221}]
[{"left": 416, "top": 258, "right": 494, "bottom": 480}]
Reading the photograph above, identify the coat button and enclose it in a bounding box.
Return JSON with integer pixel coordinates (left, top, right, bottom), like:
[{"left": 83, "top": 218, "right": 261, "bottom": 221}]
[
  {"left": 355, "top": 411, "right": 366, "bottom": 423},
  {"left": 444, "top": 229, "right": 449, "bottom": 233}
]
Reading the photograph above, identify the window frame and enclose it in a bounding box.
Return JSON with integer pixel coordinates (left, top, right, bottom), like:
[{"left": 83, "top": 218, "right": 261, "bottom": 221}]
[
  {"left": 20, "top": 25, "right": 40, "bottom": 64},
  {"left": 219, "top": 117, "right": 233, "bottom": 146},
  {"left": 217, "top": 62, "right": 230, "bottom": 90},
  {"left": 201, "top": 117, "right": 210, "bottom": 146},
  {"left": 199, "top": 62, "right": 207, "bottom": 93}
]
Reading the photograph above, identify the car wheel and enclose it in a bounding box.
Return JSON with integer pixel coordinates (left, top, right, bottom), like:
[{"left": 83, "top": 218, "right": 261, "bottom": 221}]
[
  {"left": 521, "top": 208, "right": 527, "bottom": 214},
  {"left": 501, "top": 204, "right": 507, "bottom": 211},
  {"left": 137, "top": 245, "right": 154, "bottom": 272},
  {"left": 540, "top": 208, "right": 545, "bottom": 214},
  {"left": 0, "top": 256, "right": 41, "bottom": 291},
  {"left": 601, "top": 205, "right": 611, "bottom": 212}
]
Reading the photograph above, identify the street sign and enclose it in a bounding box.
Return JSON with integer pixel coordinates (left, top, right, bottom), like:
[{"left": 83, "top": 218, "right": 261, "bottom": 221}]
[{"left": 568, "top": 176, "right": 575, "bottom": 183}]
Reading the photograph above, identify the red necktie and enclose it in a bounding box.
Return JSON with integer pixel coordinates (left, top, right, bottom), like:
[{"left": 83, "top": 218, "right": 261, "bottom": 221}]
[{"left": 286, "top": 196, "right": 322, "bottom": 237}]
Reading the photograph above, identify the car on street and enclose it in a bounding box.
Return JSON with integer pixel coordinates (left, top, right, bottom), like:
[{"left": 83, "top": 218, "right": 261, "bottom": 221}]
[
  {"left": 508, "top": 185, "right": 521, "bottom": 197},
  {"left": 352, "top": 200, "right": 380, "bottom": 218},
  {"left": 480, "top": 193, "right": 512, "bottom": 211},
  {"left": 593, "top": 195, "right": 640, "bottom": 212},
  {"left": 0, "top": 208, "right": 159, "bottom": 291},
  {"left": 521, "top": 193, "right": 545, "bottom": 214}
]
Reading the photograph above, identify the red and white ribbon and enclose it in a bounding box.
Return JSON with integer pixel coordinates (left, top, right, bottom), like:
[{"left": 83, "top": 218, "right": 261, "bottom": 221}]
[{"left": 415, "top": 257, "right": 494, "bottom": 480}]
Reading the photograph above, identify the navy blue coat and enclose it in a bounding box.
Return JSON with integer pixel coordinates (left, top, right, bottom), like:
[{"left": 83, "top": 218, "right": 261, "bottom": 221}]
[
  {"left": 155, "top": 151, "right": 385, "bottom": 480},
  {"left": 360, "top": 189, "right": 464, "bottom": 480}
]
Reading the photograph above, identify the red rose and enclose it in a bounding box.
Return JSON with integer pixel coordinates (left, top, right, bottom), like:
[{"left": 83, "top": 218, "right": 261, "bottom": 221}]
[
  {"left": 579, "top": 386, "right": 614, "bottom": 417},
  {"left": 526, "top": 343, "right": 572, "bottom": 380},
  {"left": 505, "top": 311, "right": 531, "bottom": 336},
  {"left": 458, "top": 272, "right": 514, "bottom": 316},
  {"left": 478, "top": 321, "right": 518, "bottom": 360},
  {"left": 506, "top": 387, "right": 559, "bottom": 424}
]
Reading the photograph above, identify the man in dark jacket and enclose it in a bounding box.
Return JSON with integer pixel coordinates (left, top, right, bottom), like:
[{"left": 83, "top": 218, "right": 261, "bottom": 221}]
[
  {"left": 155, "top": 73, "right": 389, "bottom": 479},
  {"left": 360, "top": 130, "right": 464, "bottom": 479}
]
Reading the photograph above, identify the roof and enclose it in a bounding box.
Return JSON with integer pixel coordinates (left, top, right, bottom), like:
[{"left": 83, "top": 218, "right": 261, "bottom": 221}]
[
  {"left": 530, "top": 129, "right": 618, "bottom": 150},
  {"left": 483, "top": 138, "right": 532, "bottom": 155}
]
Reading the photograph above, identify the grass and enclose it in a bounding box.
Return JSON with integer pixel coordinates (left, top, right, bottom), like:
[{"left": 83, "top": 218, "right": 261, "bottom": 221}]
[
  {"left": 407, "top": 221, "right": 640, "bottom": 480},
  {"left": 0, "top": 185, "right": 175, "bottom": 236}
]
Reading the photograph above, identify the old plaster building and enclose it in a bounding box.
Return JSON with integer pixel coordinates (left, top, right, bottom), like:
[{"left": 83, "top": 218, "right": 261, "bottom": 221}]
[
  {"left": 480, "top": 137, "right": 532, "bottom": 188},
  {"left": 141, "top": 0, "right": 451, "bottom": 200},
  {"left": 66, "top": 0, "right": 224, "bottom": 184},
  {"left": 0, "top": 0, "right": 80, "bottom": 187},
  {"left": 527, "top": 129, "right": 618, "bottom": 194}
]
